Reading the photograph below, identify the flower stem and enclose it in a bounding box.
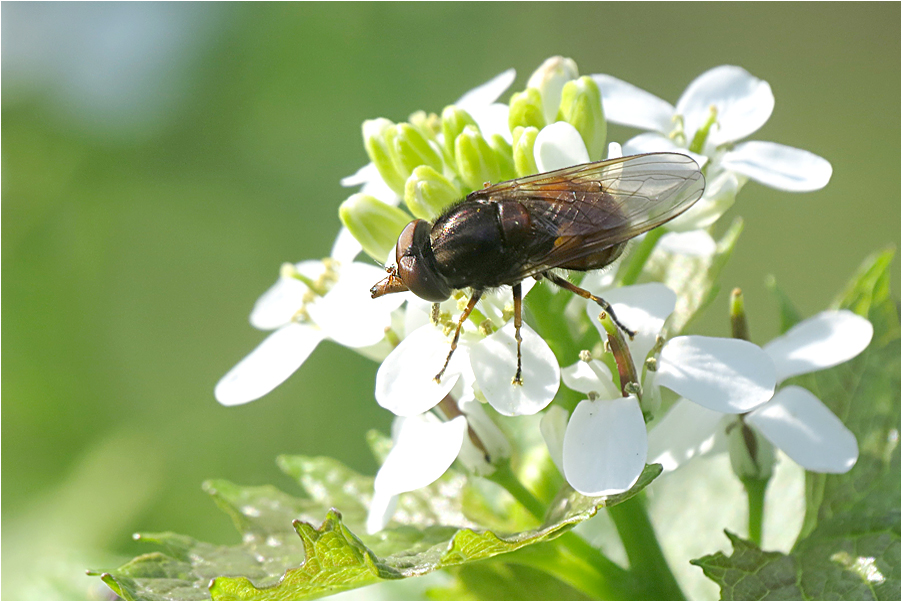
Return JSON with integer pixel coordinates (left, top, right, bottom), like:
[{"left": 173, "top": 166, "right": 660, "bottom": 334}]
[
  {"left": 743, "top": 477, "right": 767, "bottom": 546},
  {"left": 488, "top": 461, "right": 546, "bottom": 520},
  {"left": 505, "top": 532, "right": 635, "bottom": 600},
  {"left": 616, "top": 227, "right": 665, "bottom": 286},
  {"left": 489, "top": 462, "right": 648, "bottom": 600},
  {"left": 607, "top": 495, "right": 685, "bottom": 600}
]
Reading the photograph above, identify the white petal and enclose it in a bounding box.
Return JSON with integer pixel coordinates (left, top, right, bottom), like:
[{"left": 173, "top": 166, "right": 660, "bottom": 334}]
[
  {"left": 720, "top": 141, "right": 832, "bottom": 192},
  {"left": 366, "top": 490, "right": 398, "bottom": 534},
  {"left": 470, "top": 322, "right": 560, "bottom": 416},
  {"left": 330, "top": 227, "right": 362, "bottom": 264},
  {"left": 457, "top": 398, "right": 511, "bottom": 472},
  {"left": 676, "top": 66, "right": 774, "bottom": 146},
  {"left": 540, "top": 405, "right": 569, "bottom": 473},
  {"left": 534, "top": 122, "right": 591, "bottom": 172},
  {"left": 249, "top": 275, "right": 309, "bottom": 331},
  {"left": 647, "top": 398, "right": 725, "bottom": 472},
  {"left": 592, "top": 74, "right": 675, "bottom": 133},
  {"left": 456, "top": 68, "right": 516, "bottom": 110},
  {"left": 657, "top": 336, "right": 776, "bottom": 413},
  {"left": 468, "top": 102, "right": 513, "bottom": 144},
  {"left": 561, "top": 359, "right": 620, "bottom": 399},
  {"left": 589, "top": 283, "right": 676, "bottom": 364},
  {"left": 746, "top": 386, "right": 858, "bottom": 473},
  {"left": 375, "top": 325, "right": 465, "bottom": 416},
  {"left": 764, "top": 310, "right": 873, "bottom": 382},
  {"left": 341, "top": 162, "right": 377, "bottom": 187},
  {"left": 578, "top": 268, "right": 616, "bottom": 293},
  {"left": 664, "top": 169, "right": 739, "bottom": 232},
  {"left": 308, "top": 262, "right": 403, "bottom": 348},
  {"left": 343, "top": 162, "right": 402, "bottom": 206},
  {"left": 214, "top": 323, "right": 325, "bottom": 406},
  {"left": 373, "top": 415, "right": 468, "bottom": 494},
  {"left": 606, "top": 142, "right": 622, "bottom": 160},
  {"left": 528, "top": 57, "right": 580, "bottom": 125},
  {"left": 621, "top": 133, "right": 708, "bottom": 169},
  {"left": 657, "top": 230, "right": 717, "bottom": 257},
  {"left": 563, "top": 396, "right": 647, "bottom": 496}
]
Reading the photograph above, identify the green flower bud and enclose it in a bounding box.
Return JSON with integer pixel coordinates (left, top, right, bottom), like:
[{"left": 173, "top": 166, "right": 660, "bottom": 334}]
[
  {"left": 527, "top": 56, "right": 579, "bottom": 124},
  {"left": 489, "top": 134, "right": 516, "bottom": 181},
  {"left": 441, "top": 105, "right": 478, "bottom": 159},
  {"left": 557, "top": 76, "right": 607, "bottom": 161},
  {"left": 512, "top": 126, "right": 539, "bottom": 177},
  {"left": 408, "top": 110, "right": 441, "bottom": 141},
  {"left": 339, "top": 193, "right": 412, "bottom": 262},
  {"left": 508, "top": 87, "right": 546, "bottom": 132},
  {"left": 392, "top": 122, "right": 444, "bottom": 176},
  {"left": 405, "top": 166, "right": 461, "bottom": 220},
  {"left": 363, "top": 118, "right": 407, "bottom": 195},
  {"left": 455, "top": 126, "right": 501, "bottom": 192},
  {"left": 728, "top": 420, "right": 775, "bottom": 482},
  {"left": 730, "top": 288, "right": 751, "bottom": 341}
]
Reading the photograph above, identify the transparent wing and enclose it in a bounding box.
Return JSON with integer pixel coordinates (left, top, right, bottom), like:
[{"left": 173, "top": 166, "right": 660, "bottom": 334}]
[{"left": 473, "top": 152, "right": 705, "bottom": 273}]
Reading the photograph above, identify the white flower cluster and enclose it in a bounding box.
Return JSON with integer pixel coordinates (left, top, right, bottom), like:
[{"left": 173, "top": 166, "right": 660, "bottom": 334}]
[{"left": 214, "top": 58, "right": 867, "bottom": 534}]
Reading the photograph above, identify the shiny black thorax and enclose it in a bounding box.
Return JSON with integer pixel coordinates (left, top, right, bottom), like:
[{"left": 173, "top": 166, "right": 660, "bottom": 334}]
[{"left": 429, "top": 199, "right": 541, "bottom": 289}]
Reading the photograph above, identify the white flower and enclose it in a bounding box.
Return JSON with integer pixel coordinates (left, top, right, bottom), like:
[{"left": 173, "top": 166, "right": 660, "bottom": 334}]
[
  {"left": 366, "top": 394, "right": 510, "bottom": 533},
  {"left": 374, "top": 284, "right": 561, "bottom": 419},
  {"left": 215, "top": 258, "right": 404, "bottom": 406},
  {"left": 593, "top": 65, "right": 832, "bottom": 229},
  {"left": 649, "top": 310, "right": 872, "bottom": 474},
  {"left": 541, "top": 283, "right": 777, "bottom": 496}
]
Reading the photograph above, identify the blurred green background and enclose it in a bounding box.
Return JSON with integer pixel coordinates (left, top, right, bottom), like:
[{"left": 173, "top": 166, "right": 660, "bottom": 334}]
[{"left": 3, "top": 3, "right": 899, "bottom": 599}]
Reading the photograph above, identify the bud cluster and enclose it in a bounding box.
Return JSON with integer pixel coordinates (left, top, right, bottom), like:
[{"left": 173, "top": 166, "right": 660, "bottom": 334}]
[{"left": 339, "top": 57, "right": 608, "bottom": 262}]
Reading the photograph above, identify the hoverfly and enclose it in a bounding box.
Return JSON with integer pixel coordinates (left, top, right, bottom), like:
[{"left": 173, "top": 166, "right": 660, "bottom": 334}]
[{"left": 371, "top": 152, "right": 705, "bottom": 385}]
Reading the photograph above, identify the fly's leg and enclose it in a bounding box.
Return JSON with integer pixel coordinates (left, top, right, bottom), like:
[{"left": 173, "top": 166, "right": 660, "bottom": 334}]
[
  {"left": 512, "top": 282, "right": 523, "bottom": 386},
  {"left": 435, "top": 290, "right": 483, "bottom": 383},
  {"left": 542, "top": 272, "right": 636, "bottom": 338}
]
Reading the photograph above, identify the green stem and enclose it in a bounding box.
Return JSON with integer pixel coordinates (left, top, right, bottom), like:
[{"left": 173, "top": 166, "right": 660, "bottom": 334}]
[
  {"left": 489, "top": 461, "right": 546, "bottom": 520},
  {"left": 607, "top": 495, "right": 685, "bottom": 600},
  {"left": 524, "top": 282, "right": 580, "bottom": 362},
  {"left": 616, "top": 227, "right": 665, "bottom": 286},
  {"left": 489, "top": 462, "right": 636, "bottom": 599},
  {"left": 506, "top": 533, "right": 634, "bottom": 600},
  {"left": 744, "top": 477, "right": 767, "bottom": 546}
]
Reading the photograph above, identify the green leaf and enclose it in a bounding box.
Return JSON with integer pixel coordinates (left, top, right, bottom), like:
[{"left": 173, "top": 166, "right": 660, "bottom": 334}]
[
  {"left": 764, "top": 274, "right": 804, "bottom": 333},
  {"left": 693, "top": 250, "right": 901, "bottom": 601},
  {"left": 691, "top": 531, "right": 805, "bottom": 600},
  {"left": 93, "top": 455, "right": 661, "bottom": 600}
]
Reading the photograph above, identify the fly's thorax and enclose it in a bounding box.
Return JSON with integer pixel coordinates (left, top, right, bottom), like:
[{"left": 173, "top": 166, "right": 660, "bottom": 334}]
[{"left": 430, "top": 200, "right": 534, "bottom": 289}]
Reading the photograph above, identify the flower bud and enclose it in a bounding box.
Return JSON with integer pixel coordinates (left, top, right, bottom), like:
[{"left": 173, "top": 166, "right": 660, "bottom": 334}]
[
  {"left": 455, "top": 126, "right": 502, "bottom": 191},
  {"left": 392, "top": 122, "right": 444, "bottom": 176},
  {"left": 363, "top": 118, "right": 407, "bottom": 195},
  {"left": 404, "top": 166, "right": 461, "bottom": 220},
  {"left": 728, "top": 420, "right": 775, "bottom": 482},
  {"left": 508, "top": 87, "right": 546, "bottom": 132},
  {"left": 408, "top": 110, "right": 441, "bottom": 140},
  {"left": 339, "top": 193, "right": 412, "bottom": 262},
  {"left": 489, "top": 133, "right": 516, "bottom": 181},
  {"left": 441, "top": 105, "right": 478, "bottom": 159},
  {"left": 730, "top": 288, "right": 751, "bottom": 341},
  {"left": 512, "top": 126, "right": 539, "bottom": 177},
  {"left": 557, "top": 76, "right": 606, "bottom": 161},
  {"left": 527, "top": 56, "right": 579, "bottom": 124}
]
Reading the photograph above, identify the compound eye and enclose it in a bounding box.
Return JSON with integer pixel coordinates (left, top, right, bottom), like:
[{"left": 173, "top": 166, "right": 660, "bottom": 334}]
[
  {"left": 395, "top": 220, "right": 450, "bottom": 302},
  {"left": 394, "top": 220, "right": 421, "bottom": 265}
]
